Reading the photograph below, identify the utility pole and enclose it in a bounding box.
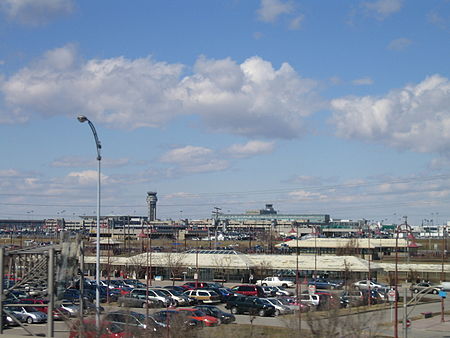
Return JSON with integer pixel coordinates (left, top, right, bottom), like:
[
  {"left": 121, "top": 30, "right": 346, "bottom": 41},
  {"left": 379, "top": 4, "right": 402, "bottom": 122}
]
[
  {"left": 441, "top": 225, "right": 447, "bottom": 323},
  {"left": 212, "top": 207, "right": 221, "bottom": 249}
]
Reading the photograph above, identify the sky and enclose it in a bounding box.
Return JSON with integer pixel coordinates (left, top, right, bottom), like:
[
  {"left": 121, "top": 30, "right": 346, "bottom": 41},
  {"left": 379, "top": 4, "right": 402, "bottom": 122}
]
[{"left": 0, "top": 0, "right": 449, "bottom": 225}]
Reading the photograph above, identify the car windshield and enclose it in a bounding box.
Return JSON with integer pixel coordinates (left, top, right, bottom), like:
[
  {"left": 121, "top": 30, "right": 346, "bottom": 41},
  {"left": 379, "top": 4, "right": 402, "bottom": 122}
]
[
  {"left": 192, "top": 310, "right": 206, "bottom": 316},
  {"left": 27, "top": 307, "right": 40, "bottom": 312},
  {"left": 153, "top": 290, "right": 166, "bottom": 297},
  {"left": 172, "top": 290, "right": 184, "bottom": 296},
  {"left": 278, "top": 298, "right": 290, "bottom": 305},
  {"left": 260, "top": 299, "right": 271, "bottom": 305}
]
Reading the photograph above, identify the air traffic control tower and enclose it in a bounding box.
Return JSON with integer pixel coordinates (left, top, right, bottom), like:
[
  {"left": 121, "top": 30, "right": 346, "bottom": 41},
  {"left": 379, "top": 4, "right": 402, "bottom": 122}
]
[{"left": 146, "top": 191, "right": 158, "bottom": 221}]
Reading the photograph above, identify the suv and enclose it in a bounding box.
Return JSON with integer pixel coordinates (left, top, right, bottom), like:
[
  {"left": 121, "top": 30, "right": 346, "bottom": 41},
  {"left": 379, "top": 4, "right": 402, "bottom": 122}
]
[
  {"left": 299, "top": 294, "right": 320, "bottom": 307},
  {"left": 230, "top": 285, "right": 265, "bottom": 297},
  {"left": 225, "top": 295, "right": 275, "bottom": 317},
  {"left": 129, "top": 288, "right": 172, "bottom": 307},
  {"left": 183, "top": 289, "right": 221, "bottom": 304}
]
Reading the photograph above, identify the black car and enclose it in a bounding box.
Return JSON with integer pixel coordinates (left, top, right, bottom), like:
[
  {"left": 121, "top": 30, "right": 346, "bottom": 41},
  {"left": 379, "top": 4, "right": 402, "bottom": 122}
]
[
  {"left": 225, "top": 295, "right": 276, "bottom": 317},
  {"left": 104, "top": 310, "right": 164, "bottom": 334},
  {"left": 194, "top": 305, "right": 235, "bottom": 324}
]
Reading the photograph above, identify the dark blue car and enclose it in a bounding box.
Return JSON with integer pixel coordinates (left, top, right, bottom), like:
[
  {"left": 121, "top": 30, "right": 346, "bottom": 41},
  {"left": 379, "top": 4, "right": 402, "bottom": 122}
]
[{"left": 308, "top": 279, "right": 343, "bottom": 290}]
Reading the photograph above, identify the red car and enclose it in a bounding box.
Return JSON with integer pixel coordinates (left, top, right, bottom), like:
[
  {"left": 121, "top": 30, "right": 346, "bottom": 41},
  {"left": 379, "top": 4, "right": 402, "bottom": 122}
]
[
  {"left": 181, "top": 282, "right": 211, "bottom": 290},
  {"left": 230, "top": 285, "right": 265, "bottom": 297},
  {"left": 177, "top": 308, "right": 219, "bottom": 327},
  {"left": 70, "top": 319, "right": 132, "bottom": 338}
]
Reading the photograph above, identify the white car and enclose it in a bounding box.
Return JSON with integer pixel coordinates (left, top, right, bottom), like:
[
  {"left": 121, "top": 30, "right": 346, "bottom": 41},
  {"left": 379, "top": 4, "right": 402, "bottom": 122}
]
[
  {"left": 255, "top": 277, "right": 294, "bottom": 288},
  {"left": 299, "top": 294, "right": 320, "bottom": 307},
  {"left": 151, "top": 287, "right": 191, "bottom": 306}
]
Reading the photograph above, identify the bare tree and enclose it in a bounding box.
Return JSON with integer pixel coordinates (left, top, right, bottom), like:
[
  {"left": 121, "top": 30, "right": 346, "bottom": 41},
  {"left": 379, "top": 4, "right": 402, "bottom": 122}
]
[{"left": 163, "top": 251, "right": 187, "bottom": 285}]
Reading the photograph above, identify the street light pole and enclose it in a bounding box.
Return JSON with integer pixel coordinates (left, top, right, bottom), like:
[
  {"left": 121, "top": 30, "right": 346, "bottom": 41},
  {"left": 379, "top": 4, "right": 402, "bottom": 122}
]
[{"left": 77, "top": 115, "right": 102, "bottom": 326}]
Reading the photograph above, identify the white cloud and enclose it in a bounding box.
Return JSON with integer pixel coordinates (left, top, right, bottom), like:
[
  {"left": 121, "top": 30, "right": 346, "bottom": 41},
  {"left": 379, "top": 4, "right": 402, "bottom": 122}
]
[
  {"left": 160, "top": 146, "right": 213, "bottom": 164},
  {"left": 51, "top": 156, "right": 130, "bottom": 168},
  {"left": 289, "top": 14, "right": 304, "bottom": 30},
  {"left": 160, "top": 145, "right": 229, "bottom": 174},
  {"left": 164, "top": 192, "right": 199, "bottom": 199},
  {"left": 387, "top": 38, "right": 412, "bottom": 51},
  {"left": 67, "top": 170, "right": 109, "bottom": 185},
  {"left": 288, "top": 190, "right": 327, "bottom": 200},
  {"left": 0, "top": 45, "right": 323, "bottom": 139},
  {"left": 352, "top": 77, "right": 374, "bottom": 86},
  {"left": 257, "top": 0, "right": 293, "bottom": 23},
  {"left": 363, "top": 0, "right": 403, "bottom": 20},
  {"left": 330, "top": 74, "right": 450, "bottom": 154},
  {"left": 226, "top": 140, "right": 275, "bottom": 158},
  {"left": 0, "top": 0, "right": 74, "bottom": 25}
]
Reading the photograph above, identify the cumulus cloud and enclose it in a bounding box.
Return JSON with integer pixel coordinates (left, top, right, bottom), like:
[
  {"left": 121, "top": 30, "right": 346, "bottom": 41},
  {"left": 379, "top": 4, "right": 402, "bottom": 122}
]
[
  {"left": 0, "top": 45, "right": 322, "bottom": 139},
  {"left": 352, "top": 77, "right": 374, "bottom": 86},
  {"left": 257, "top": 0, "right": 293, "bottom": 23},
  {"left": 387, "top": 38, "right": 412, "bottom": 51},
  {"left": 226, "top": 140, "right": 275, "bottom": 158},
  {"left": 330, "top": 74, "right": 450, "bottom": 154},
  {"left": 363, "top": 0, "right": 403, "bottom": 20},
  {"left": 160, "top": 145, "right": 229, "bottom": 174},
  {"left": 0, "top": 0, "right": 74, "bottom": 25}
]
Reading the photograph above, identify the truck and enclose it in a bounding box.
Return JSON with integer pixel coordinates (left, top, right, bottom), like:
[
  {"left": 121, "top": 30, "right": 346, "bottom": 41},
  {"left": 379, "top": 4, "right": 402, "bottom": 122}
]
[{"left": 255, "top": 276, "right": 294, "bottom": 288}]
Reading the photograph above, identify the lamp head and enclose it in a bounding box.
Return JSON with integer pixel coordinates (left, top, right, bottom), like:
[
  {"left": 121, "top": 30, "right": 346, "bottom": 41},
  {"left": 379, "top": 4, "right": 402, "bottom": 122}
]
[{"left": 77, "top": 115, "right": 88, "bottom": 123}]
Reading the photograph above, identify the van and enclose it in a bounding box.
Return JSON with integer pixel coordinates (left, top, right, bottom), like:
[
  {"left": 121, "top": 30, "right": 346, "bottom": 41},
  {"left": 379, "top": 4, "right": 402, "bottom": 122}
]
[{"left": 230, "top": 285, "right": 265, "bottom": 297}]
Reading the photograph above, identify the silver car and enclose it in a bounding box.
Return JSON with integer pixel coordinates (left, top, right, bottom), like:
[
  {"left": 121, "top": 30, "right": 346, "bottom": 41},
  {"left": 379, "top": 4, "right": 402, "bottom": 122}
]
[{"left": 7, "top": 306, "right": 47, "bottom": 324}]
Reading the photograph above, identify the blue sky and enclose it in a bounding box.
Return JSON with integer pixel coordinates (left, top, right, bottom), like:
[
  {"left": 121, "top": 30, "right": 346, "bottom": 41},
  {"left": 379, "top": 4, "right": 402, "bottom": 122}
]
[{"left": 0, "top": 0, "right": 449, "bottom": 225}]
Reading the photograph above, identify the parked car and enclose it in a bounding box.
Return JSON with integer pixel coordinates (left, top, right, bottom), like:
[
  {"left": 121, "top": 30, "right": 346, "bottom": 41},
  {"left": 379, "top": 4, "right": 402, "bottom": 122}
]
[
  {"left": 262, "top": 286, "right": 277, "bottom": 297},
  {"left": 299, "top": 294, "right": 320, "bottom": 307},
  {"left": 117, "top": 293, "right": 159, "bottom": 309},
  {"left": 69, "top": 319, "right": 132, "bottom": 338},
  {"left": 21, "top": 299, "right": 70, "bottom": 320},
  {"left": 60, "top": 301, "right": 104, "bottom": 317},
  {"left": 122, "top": 279, "right": 146, "bottom": 289},
  {"left": 410, "top": 282, "right": 441, "bottom": 295},
  {"left": 255, "top": 276, "right": 294, "bottom": 288},
  {"left": 194, "top": 305, "right": 236, "bottom": 324},
  {"left": 269, "top": 286, "right": 292, "bottom": 296},
  {"left": 150, "top": 287, "right": 192, "bottom": 306},
  {"left": 177, "top": 308, "right": 220, "bottom": 327},
  {"left": 153, "top": 310, "right": 203, "bottom": 330},
  {"left": 260, "top": 298, "right": 293, "bottom": 316},
  {"left": 164, "top": 285, "right": 187, "bottom": 293},
  {"left": 182, "top": 282, "right": 216, "bottom": 290},
  {"left": 353, "top": 280, "right": 388, "bottom": 290},
  {"left": 128, "top": 288, "right": 172, "bottom": 307},
  {"left": 7, "top": 305, "right": 47, "bottom": 324},
  {"left": 277, "top": 297, "right": 310, "bottom": 312},
  {"left": 308, "top": 279, "right": 343, "bottom": 290},
  {"left": 183, "top": 289, "right": 221, "bottom": 304},
  {"left": 225, "top": 295, "right": 276, "bottom": 317},
  {"left": 230, "top": 285, "right": 265, "bottom": 297},
  {"left": 198, "top": 287, "right": 231, "bottom": 302},
  {"left": 104, "top": 310, "right": 164, "bottom": 333}
]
